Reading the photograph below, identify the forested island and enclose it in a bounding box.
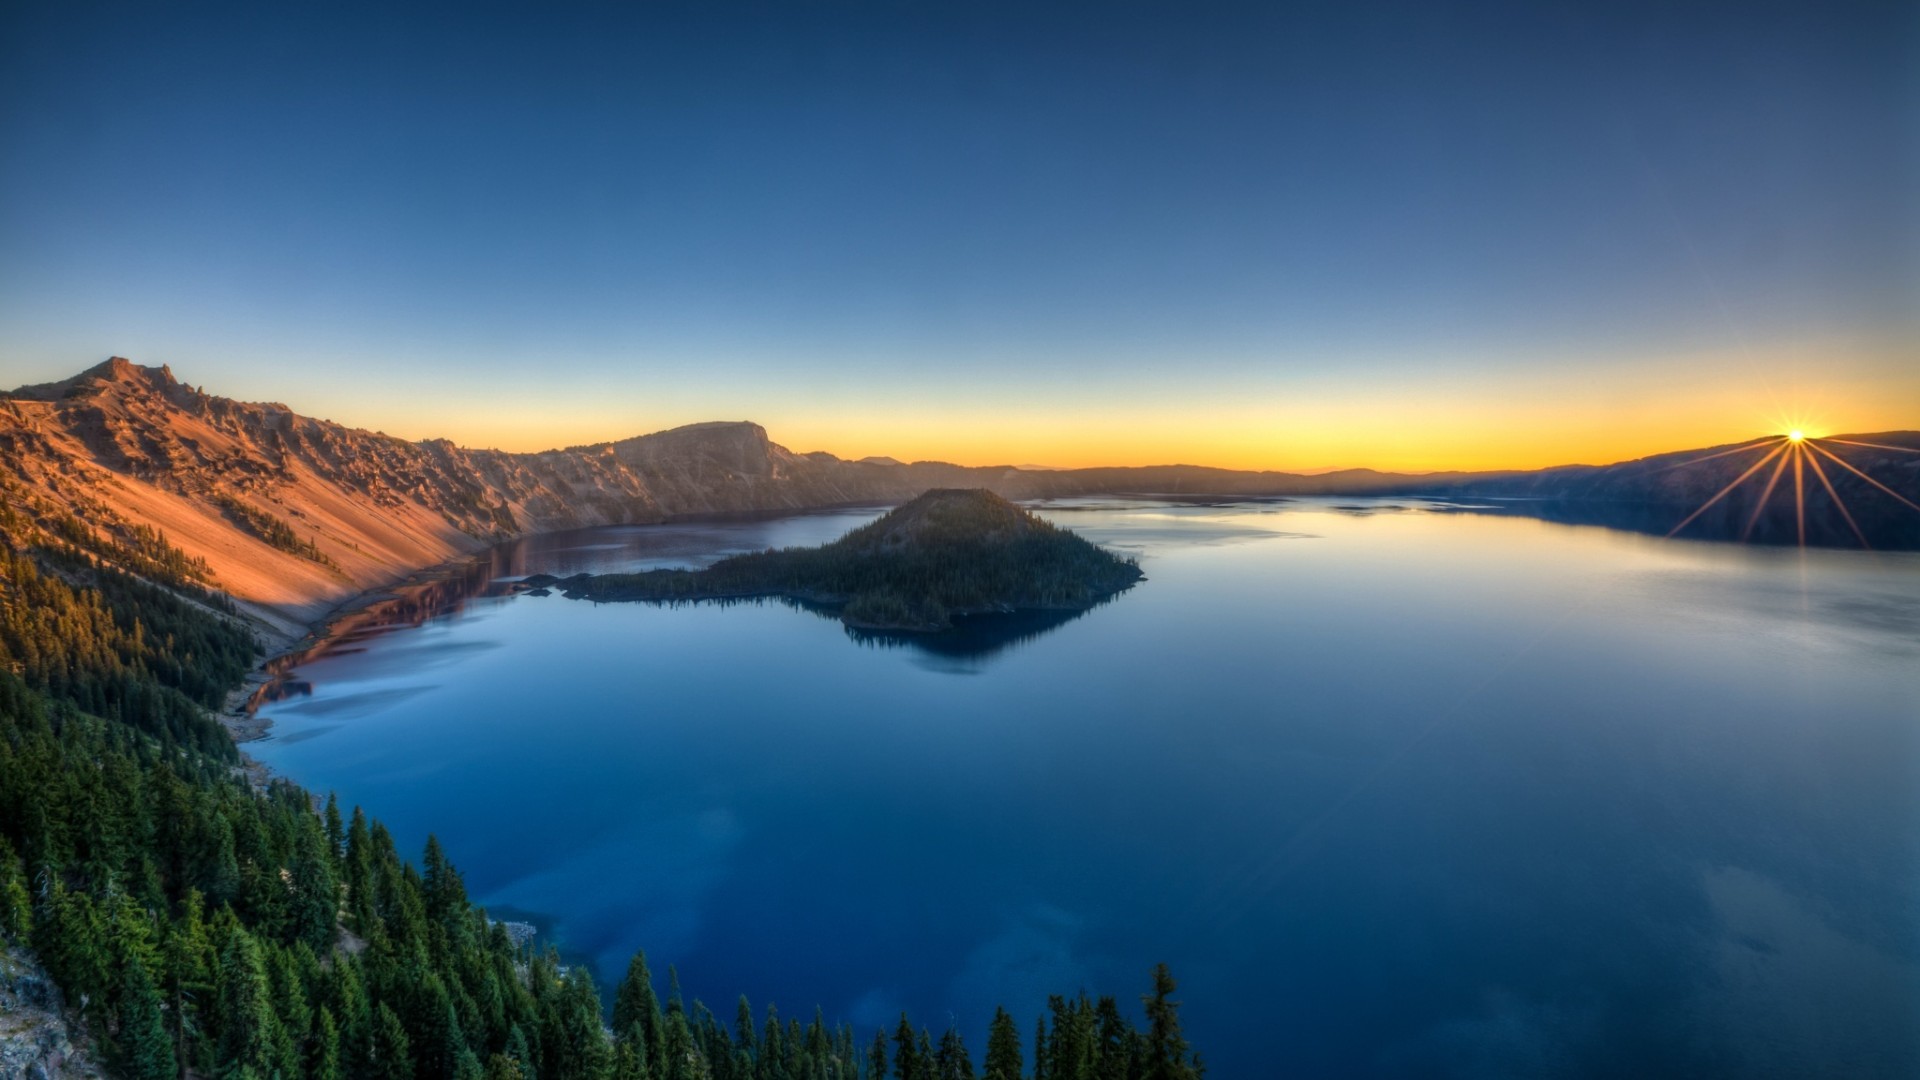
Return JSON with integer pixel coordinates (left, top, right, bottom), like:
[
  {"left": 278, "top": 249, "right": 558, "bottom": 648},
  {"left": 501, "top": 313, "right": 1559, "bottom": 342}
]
[
  {"left": 0, "top": 483, "right": 1199, "bottom": 1079},
  {"left": 528, "top": 489, "right": 1144, "bottom": 632}
]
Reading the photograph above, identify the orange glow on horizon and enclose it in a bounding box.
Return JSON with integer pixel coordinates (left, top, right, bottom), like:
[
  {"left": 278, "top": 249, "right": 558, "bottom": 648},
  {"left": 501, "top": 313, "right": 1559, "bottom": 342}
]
[
  {"left": 408, "top": 398, "right": 1910, "bottom": 477},
  {"left": 256, "top": 339, "right": 1918, "bottom": 475}
]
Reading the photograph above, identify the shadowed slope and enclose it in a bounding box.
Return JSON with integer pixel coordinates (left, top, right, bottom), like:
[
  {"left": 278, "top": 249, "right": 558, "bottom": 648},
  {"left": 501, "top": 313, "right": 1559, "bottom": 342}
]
[{"left": 1416, "top": 433, "right": 1920, "bottom": 547}]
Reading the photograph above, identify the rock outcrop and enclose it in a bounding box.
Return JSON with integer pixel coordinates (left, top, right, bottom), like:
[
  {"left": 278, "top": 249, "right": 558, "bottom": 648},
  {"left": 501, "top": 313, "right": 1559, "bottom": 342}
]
[{"left": 0, "top": 947, "right": 101, "bottom": 1080}]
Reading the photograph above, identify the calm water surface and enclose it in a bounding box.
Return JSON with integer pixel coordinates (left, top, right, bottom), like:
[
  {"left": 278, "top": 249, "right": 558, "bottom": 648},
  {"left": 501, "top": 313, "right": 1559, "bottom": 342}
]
[{"left": 250, "top": 499, "right": 1920, "bottom": 1078}]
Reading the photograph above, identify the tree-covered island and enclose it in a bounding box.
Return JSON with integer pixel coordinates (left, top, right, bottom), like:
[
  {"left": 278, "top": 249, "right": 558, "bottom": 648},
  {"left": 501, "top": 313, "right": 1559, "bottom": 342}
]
[{"left": 526, "top": 489, "right": 1145, "bottom": 632}]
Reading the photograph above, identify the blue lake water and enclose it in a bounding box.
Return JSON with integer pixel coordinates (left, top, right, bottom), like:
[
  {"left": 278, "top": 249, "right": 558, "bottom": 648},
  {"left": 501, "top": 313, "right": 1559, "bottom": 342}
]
[{"left": 249, "top": 498, "right": 1920, "bottom": 1078}]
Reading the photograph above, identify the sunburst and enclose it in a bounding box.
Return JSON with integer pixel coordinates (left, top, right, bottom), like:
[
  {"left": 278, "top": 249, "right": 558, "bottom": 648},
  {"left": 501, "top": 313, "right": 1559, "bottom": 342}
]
[{"left": 1665, "top": 431, "right": 1919, "bottom": 548}]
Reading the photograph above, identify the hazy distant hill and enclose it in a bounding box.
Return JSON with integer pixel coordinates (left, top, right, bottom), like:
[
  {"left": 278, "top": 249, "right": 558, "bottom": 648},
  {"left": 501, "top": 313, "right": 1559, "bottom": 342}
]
[
  {"left": 1414, "top": 434, "right": 1920, "bottom": 548},
  {"left": 3, "top": 359, "right": 1914, "bottom": 636}
]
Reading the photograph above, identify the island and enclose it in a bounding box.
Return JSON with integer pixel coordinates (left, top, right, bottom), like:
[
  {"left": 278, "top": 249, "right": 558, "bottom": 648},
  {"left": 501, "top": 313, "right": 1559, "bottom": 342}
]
[{"left": 523, "top": 488, "right": 1145, "bottom": 631}]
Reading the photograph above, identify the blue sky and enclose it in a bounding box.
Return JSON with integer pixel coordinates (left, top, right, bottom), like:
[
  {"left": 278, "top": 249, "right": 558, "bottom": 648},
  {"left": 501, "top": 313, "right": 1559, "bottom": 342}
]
[{"left": 1, "top": 1, "right": 1912, "bottom": 467}]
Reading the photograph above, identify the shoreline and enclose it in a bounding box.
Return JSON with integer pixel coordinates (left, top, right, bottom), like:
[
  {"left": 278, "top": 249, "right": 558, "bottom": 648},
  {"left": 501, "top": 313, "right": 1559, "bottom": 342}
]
[
  {"left": 215, "top": 547, "right": 511, "bottom": 777},
  {"left": 208, "top": 501, "right": 904, "bottom": 769}
]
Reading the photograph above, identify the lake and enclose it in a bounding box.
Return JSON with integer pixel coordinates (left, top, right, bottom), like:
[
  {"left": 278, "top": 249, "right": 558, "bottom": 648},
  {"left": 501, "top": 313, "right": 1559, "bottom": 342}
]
[{"left": 248, "top": 497, "right": 1920, "bottom": 1078}]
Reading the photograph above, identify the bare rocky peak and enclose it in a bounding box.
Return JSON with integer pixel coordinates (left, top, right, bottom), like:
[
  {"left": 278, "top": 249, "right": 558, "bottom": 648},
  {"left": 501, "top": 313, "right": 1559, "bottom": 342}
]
[
  {"left": 5, "top": 355, "right": 181, "bottom": 401},
  {"left": 610, "top": 420, "right": 786, "bottom": 477}
]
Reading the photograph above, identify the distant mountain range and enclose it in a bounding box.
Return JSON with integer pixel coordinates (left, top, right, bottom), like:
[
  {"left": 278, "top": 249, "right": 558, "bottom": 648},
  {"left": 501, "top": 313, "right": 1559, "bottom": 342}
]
[{"left": 2, "top": 358, "right": 1915, "bottom": 635}]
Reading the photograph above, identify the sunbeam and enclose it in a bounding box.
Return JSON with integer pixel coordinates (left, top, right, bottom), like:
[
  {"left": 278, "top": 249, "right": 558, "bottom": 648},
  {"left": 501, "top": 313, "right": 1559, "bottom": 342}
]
[
  {"left": 1661, "top": 436, "right": 1781, "bottom": 471},
  {"left": 1664, "top": 433, "right": 1917, "bottom": 548},
  {"left": 1803, "top": 445, "right": 1872, "bottom": 548},
  {"left": 1665, "top": 442, "right": 1789, "bottom": 538},
  {"left": 1793, "top": 442, "right": 1807, "bottom": 546},
  {"left": 1822, "top": 438, "right": 1920, "bottom": 455},
  {"left": 1807, "top": 441, "right": 1920, "bottom": 514},
  {"left": 1741, "top": 443, "right": 1793, "bottom": 541}
]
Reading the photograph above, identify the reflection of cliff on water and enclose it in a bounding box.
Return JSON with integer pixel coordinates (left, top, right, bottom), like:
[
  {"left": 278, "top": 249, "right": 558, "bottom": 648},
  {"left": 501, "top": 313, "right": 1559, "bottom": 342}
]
[{"left": 249, "top": 549, "right": 519, "bottom": 712}]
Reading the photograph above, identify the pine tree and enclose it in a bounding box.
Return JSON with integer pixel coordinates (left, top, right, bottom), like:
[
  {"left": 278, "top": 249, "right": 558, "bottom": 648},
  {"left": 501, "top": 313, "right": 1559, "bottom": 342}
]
[
  {"left": 917, "top": 1030, "right": 936, "bottom": 1079},
  {"left": 504, "top": 1023, "right": 536, "bottom": 1080},
  {"left": 661, "top": 1006, "right": 706, "bottom": 1080},
  {"left": 613, "top": 1023, "right": 649, "bottom": 1080},
  {"left": 373, "top": 1002, "right": 415, "bottom": 1080},
  {"left": 119, "top": 954, "right": 176, "bottom": 1080},
  {"left": 213, "top": 919, "right": 283, "bottom": 1078},
  {"left": 614, "top": 950, "right": 665, "bottom": 1067},
  {"left": 1092, "top": 997, "right": 1132, "bottom": 1080},
  {"left": 289, "top": 820, "right": 339, "bottom": 950},
  {"left": 324, "top": 793, "right": 345, "bottom": 859},
  {"left": 1140, "top": 965, "right": 1198, "bottom": 1080},
  {"left": 735, "top": 995, "right": 758, "bottom": 1060},
  {"left": 345, "top": 807, "right": 376, "bottom": 932},
  {"left": 893, "top": 1016, "right": 921, "bottom": 1080},
  {"left": 202, "top": 815, "right": 240, "bottom": 906},
  {"left": 934, "top": 1027, "right": 974, "bottom": 1080},
  {"left": 0, "top": 839, "right": 31, "bottom": 942},
  {"left": 868, "top": 1030, "right": 888, "bottom": 1080},
  {"left": 762, "top": 1003, "right": 785, "bottom": 1077},
  {"left": 984, "top": 1007, "right": 1022, "bottom": 1080},
  {"left": 312, "top": 1006, "right": 344, "bottom": 1080},
  {"left": 416, "top": 972, "right": 470, "bottom": 1079},
  {"left": 163, "top": 889, "right": 214, "bottom": 1071},
  {"left": 422, "top": 834, "right": 468, "bottom": 930},
  {"left": 328, "top": 956, "right": 373, "bottom": 1076}
]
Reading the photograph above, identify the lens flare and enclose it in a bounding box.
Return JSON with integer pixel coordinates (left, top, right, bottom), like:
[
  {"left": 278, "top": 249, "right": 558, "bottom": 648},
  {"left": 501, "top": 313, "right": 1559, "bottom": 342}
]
[{"left": 1667, "top": 432, "right": 1918, "bottom": 547}]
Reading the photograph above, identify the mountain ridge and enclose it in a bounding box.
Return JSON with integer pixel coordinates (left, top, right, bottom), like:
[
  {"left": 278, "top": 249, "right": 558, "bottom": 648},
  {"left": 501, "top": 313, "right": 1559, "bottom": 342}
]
[{"left": 2, "top": 359, "right": 1915, "bottom": 638}]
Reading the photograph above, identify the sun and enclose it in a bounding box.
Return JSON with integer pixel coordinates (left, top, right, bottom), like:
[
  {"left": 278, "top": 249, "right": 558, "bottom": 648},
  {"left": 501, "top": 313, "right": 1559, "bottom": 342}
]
[{"left": 1788, "top": 429, "right": 1805, "bottom": 442}]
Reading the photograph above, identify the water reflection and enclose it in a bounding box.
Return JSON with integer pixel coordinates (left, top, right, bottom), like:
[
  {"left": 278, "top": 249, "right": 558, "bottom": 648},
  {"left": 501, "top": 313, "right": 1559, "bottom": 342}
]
[{"left": 845, "top": 606, "right": 1106, "bottom": 671}]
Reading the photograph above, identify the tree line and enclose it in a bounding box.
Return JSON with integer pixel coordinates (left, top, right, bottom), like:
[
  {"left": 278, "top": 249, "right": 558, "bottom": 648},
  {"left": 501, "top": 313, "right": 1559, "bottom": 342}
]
[{"left": 212, "top": 494, "right": 340, "bottom": 571}]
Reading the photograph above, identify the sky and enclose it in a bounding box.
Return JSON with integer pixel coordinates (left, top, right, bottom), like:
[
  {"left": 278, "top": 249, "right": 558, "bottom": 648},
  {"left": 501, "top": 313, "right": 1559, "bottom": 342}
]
[{"left": 0, "top": 0, "right": 1913, "bottom": 471}]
